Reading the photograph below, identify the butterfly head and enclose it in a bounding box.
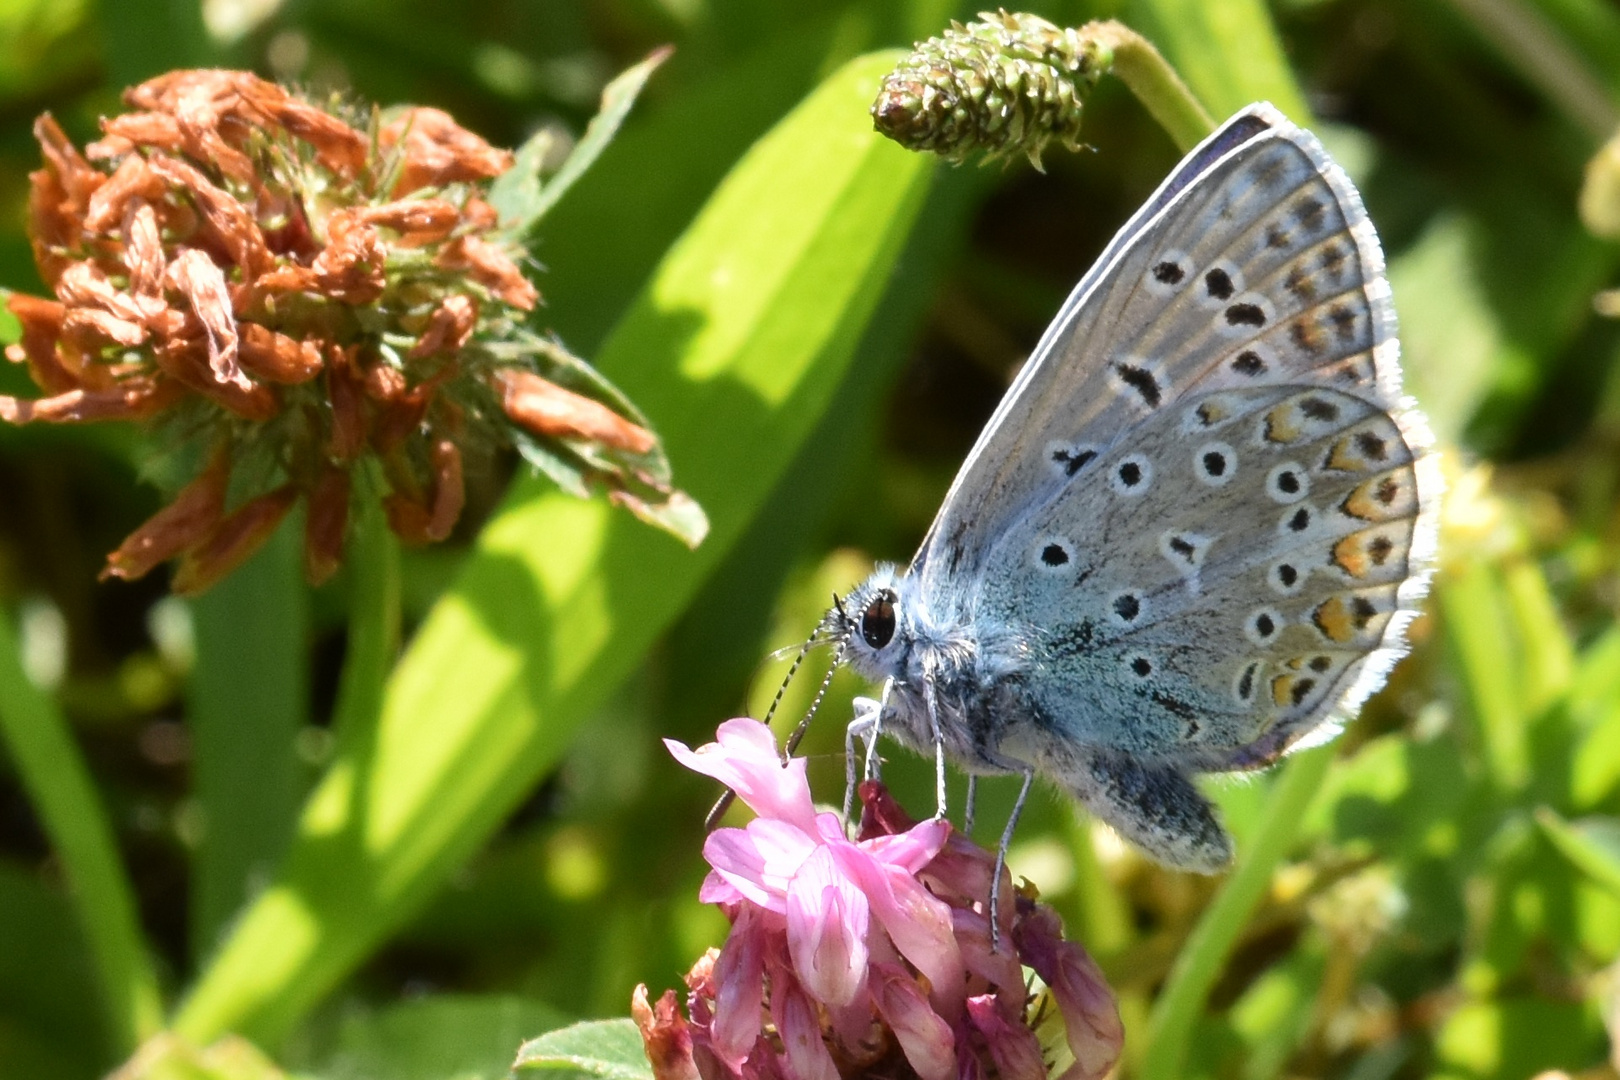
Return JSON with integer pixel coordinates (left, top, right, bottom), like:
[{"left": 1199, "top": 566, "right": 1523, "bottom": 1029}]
[{"left": 830, "top": 565, "right": 912, "bottom": 681}]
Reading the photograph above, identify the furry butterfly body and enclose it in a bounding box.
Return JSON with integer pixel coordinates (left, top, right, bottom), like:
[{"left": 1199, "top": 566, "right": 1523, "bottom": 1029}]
[{"left": 834, "top": 103, "right": 1438, "bottom": 872}]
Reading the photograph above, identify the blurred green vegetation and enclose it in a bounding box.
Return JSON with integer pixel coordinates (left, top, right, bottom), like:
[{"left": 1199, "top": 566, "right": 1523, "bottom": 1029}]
[{"left": 1, "top": 1, "right": 1619, "bottom": 1080}]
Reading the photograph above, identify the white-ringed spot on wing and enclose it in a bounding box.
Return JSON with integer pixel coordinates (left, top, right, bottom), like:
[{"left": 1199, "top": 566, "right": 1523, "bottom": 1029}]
[
  {"left": 1046, "top": 441, "right": 1100, "bottom": 480},
  {"left": 1144, "top": 249, "right": 1194, "bottom": 297},
  {"left": 1194, "top": 442, "right": 1237, "bottom": 486},
  {"left": 1107, "top": 590, "right": 1146, "bottom": 627},
  {"left": 1110, "top": 453, "right": 1153, "bottom": 495},
  {"left": 1033, "top": 535, "right": 1075, "bottom": 573},
  {"left": 1127, "top": 654, "right": 1154, "bottom": 679},
  {"left": 1278, "top": 503, "right": 1316, "bottom": 537},
  {"left": 1159, "top": 530, "right": 1213, "bottom": 576},
  {"left": 1234, "top": 660, "right": 1262, "bottom": 704},
  {"left": 1265, "top": 462, "right": 1310, "bottom": 503},
  {"left": 1268, "top": 560, "right": 1306, "bottom": 596},
  {"left": 1244, "top": 607, "right": 1285, "bottom": 646},
  {"left": 1228, "top": 341, "right": 1278, "bottom": 378},
  {"left": 1196, "top": 259, "right": 1245, "bottom": 309},
  {"left": 1218, "top": 292, "right": 1275, "bottom": 337},
  {"left": 1110, "top": 357, "right": 1165, "bottom": 411}
]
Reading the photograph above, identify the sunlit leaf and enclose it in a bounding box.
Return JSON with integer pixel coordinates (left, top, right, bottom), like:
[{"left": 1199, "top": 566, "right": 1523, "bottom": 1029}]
[
  {"left": 491, "top": 49, "right": 673, "bottom": 237},
  {"left": 511, "top": 1019, "right": 650, "bottom": 1080}
]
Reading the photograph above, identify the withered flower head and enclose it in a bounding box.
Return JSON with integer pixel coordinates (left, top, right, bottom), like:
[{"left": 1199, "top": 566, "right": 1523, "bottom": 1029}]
[{"left": 2, "top": 68, "right": 701, "bottom": 594}]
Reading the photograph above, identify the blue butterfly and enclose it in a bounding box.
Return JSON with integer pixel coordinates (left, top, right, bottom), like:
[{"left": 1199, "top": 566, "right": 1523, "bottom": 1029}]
[{"left": 831, "top": 103, "right": 1438, "bottom": 897}]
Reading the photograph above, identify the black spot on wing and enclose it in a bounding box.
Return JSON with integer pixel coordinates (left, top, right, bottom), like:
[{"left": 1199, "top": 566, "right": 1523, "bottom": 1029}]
[
  {"left": 1204, "top": 268, "right": 1235, "bottom": 300},
  {"left": 1356, "top": 432, "right": 1389, "bottom": 461},
  {"left": 1299, "top": 397, "right": 1339, "bottom": 422},
  {"left": 1225, "top": 303, "right": 1266, "bottom": 327},
  {"left": 1053, "top": 447, "right": 1098, "bottom": 476},
  {"left": 1150, "top": 690, "right": 1200, "bottom": 723},
  {"left": 1113, "top": 362, "right": 1162, "bottom": 408},
  {"left": 1153, "top": 261, "right": 1186, "bottom": 284},
  {"left": 1295, "top": 196, "right": 1327, "bottom": 231}
]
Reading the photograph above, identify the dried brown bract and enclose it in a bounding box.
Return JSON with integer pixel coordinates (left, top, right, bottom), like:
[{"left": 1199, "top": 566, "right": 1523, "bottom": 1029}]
[{"left": 2, "top": 67, "right": 694, "bottom": 592}]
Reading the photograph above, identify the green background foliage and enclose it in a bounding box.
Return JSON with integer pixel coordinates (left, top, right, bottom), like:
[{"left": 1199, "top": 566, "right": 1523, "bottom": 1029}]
[{"left": 1, "top": 1, "right": 1619, "bottom": 1079}]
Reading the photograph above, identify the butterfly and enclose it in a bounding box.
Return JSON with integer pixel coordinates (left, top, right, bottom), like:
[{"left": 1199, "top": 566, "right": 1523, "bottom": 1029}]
[{"left": 829, "top": 102, "right": 1439, "bottom": 892}]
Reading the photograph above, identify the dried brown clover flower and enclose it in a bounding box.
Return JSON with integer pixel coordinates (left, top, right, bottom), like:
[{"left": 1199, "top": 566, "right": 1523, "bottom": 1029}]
[{"left": 2, "top": 68, "right": 701, "bottom": 594}]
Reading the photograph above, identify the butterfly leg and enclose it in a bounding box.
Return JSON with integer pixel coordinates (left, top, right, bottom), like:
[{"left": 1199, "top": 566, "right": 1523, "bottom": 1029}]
[
  {"left": 922, "top": 676, "right": 949, "bottom": 820},
  {"left": 964, "top": 775, "right": 978, "bottom": 837},
  {"left": 1053, "top": 750, "right": 1233, "bottom": 872},
  {"left": 844, "top": 695, "right": 882, "bottom": 825},
  {"left": 988, "top": 764, "right": 1036, "bottom": 952}
]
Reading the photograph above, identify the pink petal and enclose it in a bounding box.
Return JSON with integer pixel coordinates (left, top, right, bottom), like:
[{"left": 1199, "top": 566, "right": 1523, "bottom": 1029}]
[
  {"left": 770, "top": 974, "right": 839, "bottom": 1080},
  {"left": 869, "top": 963, "right": 957, "bottom": 1080},
  {"left": 703, "top": 820, "right": 818, "bottom": 913},
  {"left": 710, "top": 905, "right": 769, "bottom": 1067},
  {"left": 965, "top": 994, "right": 1045, "bottom": 1080},
  {"left": 860, "top": 817, "right": 951, "bottom": 874},
  {"left": 919, "top": 834, "right": 1007, "bottom": 926},
  {"left": 829, "top": 844, "right": 966, "bottom": 1021},
  {"left": 1015, "top": 906, "right": 1123, "bottom": 1080},
  {"left": 665, "top": 720, "right": 819, "bottom": 832},
  {"left": 786, "top": 845, "right": 869, "bottom": 1007},
  {"left": 702, "top": 829, "right": 778, "bottom": 911},
  {"left": 699, "top": 869, "right": 746, "bottom": 906},
  {"left": 951, "top": 908, "right": 1024, "bottom": 1009},
  {"left": 737, "top": 1036, "right": 787, "bottom": 1080}
]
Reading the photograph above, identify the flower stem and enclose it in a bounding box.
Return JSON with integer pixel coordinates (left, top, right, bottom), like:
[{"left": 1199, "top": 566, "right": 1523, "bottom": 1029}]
[
  {"left": 1086, "top": 20, "right": 1215, "bottom": 152},
  {"left": 330, "top": 495, "right": 401, "bottom": 749},
  {"left": 0, "top": 608, "right": 163, "bottom": 1053},
  {"left": 1139, "top": 745, "right": 1335, "bottom": 1080},
  {"left": 187, "top": 520, "right": 307, "bottom": 959}
]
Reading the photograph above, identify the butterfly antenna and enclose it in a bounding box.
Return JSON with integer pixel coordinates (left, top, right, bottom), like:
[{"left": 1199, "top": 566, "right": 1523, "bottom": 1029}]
[
  {"left": 703, "top": 597, "right": 855, "bottom": 831},
  {"left": 782, "top": 630, "right": 849, "bottom": 762},
  {"left": 703, "top": 622, "right": 824, "bottom": 832}
]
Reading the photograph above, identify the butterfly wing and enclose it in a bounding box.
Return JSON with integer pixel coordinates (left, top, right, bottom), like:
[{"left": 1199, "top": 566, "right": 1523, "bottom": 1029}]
[{"left": 906, "top": 105, "right": 1436, "bottom": 864}]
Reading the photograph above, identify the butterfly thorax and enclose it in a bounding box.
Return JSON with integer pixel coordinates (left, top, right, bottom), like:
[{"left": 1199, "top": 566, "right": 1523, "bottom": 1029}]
[{"left": 838, "top": 566, "right": 1034, "bottom": 773}]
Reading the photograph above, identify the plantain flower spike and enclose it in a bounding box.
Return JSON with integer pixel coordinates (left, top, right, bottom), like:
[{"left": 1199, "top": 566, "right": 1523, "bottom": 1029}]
[
  {"left": 872, "top": 10, "right": 1109, "bottom": 169},
  {"left": 2, "top": 67, "right": 702, "bottom": 594}
]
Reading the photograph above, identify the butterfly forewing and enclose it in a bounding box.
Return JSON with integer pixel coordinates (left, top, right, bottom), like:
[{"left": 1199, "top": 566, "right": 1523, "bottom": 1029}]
[{"left": 915, "top": 103, "right": 1432, "bottom": 766}]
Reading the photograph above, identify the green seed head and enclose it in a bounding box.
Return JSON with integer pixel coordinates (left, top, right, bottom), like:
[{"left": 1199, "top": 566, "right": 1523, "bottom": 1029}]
[{"left": 872, "top": 10, "right": 1111, "bottom": 168}]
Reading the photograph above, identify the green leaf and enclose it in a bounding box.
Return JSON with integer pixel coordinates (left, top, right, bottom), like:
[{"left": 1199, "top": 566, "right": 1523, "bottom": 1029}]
[
  {"left": 300, "top": 995, "right": 568, "bottom": 1080},
  {"left": 1124, "top": 0, "right": 1310, "bottom": 124},
  {"left": 0, "top": 609, "right": 162, "bottom": 1055},
  {"left": 1141, "top": 745, "right": 1335, "bottom": 1080},
  {"left": 174, "top": 50, "right": 934, "bottom": 1044},
  {"left": 1431, "top": 997, "right": 1603, "bottom": 1080},
  {"left": 491, "top": 49, "right": 672, "bottom": 237},
  {"left": 511, "top": 1020, "right": 650, "bottom": 1080},
  {"left": 1536, "top": 808, "right": 1620, "bottom": 899},
  {"left": 186, "top": 520, "right": 308, "bottom": 961}
]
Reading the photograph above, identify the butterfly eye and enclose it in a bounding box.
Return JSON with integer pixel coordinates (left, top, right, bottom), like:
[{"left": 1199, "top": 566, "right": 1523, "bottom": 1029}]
[{"left": 860, "top": 593, "right": 897, "bottom": 650}]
